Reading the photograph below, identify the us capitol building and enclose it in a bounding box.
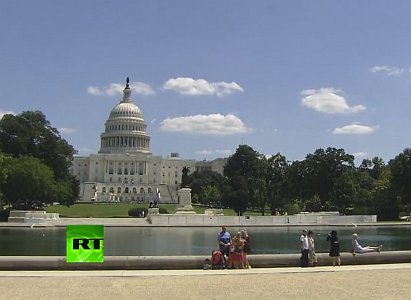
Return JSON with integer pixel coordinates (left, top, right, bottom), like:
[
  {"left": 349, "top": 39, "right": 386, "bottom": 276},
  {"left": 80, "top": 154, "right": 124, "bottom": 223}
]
[{"left": 70, "top": 78, "right": 226, "bottom": 203}]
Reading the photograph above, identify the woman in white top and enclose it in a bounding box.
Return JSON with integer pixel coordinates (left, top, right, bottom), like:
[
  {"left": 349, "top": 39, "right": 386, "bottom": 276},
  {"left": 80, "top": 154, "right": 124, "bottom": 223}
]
[
  {"left": 307, "top": 230, "right": 317, "bottom": 266},
  {"left": 352, "top": 233, "right": 382, "bottom": 254}
]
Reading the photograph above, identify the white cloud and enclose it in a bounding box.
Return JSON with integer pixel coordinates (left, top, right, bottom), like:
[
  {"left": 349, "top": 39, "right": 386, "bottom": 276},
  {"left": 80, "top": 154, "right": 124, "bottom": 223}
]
[
  {"left": 0, "top": 109, "right": 15, "bottom": 119},
  {"left": 197, "top": 150, "right": 213, "bottom": 155},
  {"left": 159, "top": 113, "right": 251, "bottom": 135},
  {"left": 370, "top": 65, "right": 405, "bottom": 76},
  {"left": 353, "top": 152, "right": 369, "bottom": 158},
  {"left": 163, "top": 77, "right": 244, "bottom": 97},
  {"left": 196, "top": 149, "right": 232, "bottom": 156},
  {"left": 87, "top": 82, "right": 155, "bottom": 96},
  {"left": 333, "top": 123, "right": 377, "bottom": 135},
  {"left": 58, "top": 127, "right": 76, "bottom": 134},
  {"left": 301, "top": 88, "right": 366, "bottom": 114}
]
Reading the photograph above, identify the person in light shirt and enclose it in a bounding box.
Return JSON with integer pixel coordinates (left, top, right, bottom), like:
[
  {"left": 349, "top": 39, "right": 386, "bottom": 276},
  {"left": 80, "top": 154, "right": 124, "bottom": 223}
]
[
  {"left": 300, "top": 229, "right": 309, "bottom": 267},
  {"left": 352, "top": 233, "right": 382, "bottom": 255}
]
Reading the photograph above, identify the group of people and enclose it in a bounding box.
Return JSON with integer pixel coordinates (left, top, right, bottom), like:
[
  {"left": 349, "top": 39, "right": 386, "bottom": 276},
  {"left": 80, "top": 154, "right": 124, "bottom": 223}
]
[
  {"left": 217, "top": 225, "right": 251, "bottom": 269},
  {"left": 300, "top": 229, "right": 318, "bottom": 267},
  {"left": 300, "top": 229, "right": 383, "bottom": 267},
  {"left": 213, "top": 226, "right": 382, "bottom": 270}
]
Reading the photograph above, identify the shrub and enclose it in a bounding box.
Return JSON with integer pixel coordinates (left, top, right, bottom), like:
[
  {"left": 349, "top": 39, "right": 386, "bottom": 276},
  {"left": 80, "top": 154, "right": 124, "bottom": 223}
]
[
  {"left": 158, "top": 207, "right": 169, "bottom": 214},
  {"left": 128, "top": 208, "right": 148, "bottom": 218}
]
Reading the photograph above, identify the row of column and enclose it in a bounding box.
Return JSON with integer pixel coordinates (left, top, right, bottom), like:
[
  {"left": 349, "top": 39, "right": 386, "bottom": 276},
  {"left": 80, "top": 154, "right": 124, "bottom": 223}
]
[
  {"left": 105, "top": 160, "right": 147, "bottom": 176},
  {"left": 101, "top": 136, "right": 149, "bottom": 149}
]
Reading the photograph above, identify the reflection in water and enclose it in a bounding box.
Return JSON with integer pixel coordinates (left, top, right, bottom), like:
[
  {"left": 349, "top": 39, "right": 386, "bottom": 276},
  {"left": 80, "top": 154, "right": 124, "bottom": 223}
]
[{"left": 0, "top": 226, "right": 410, "bottom": 256}]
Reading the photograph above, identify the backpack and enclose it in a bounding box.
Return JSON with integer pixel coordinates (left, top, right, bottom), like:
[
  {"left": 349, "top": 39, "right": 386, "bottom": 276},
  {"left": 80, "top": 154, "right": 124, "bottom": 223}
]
[{"left": 211, "top": 250, "right": 224, "bottom": 269}]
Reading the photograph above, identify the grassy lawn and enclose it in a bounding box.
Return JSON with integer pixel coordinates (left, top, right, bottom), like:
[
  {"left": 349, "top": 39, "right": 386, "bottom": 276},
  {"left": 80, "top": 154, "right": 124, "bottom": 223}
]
[{"left": 45, "top": 203, "right": 240, "bottom": 218}]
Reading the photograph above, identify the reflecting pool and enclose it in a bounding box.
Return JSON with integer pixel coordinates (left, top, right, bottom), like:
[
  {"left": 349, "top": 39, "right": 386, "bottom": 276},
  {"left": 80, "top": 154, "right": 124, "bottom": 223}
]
[{"left": 1, "top": 225, "right": 411, "bottom": 256}]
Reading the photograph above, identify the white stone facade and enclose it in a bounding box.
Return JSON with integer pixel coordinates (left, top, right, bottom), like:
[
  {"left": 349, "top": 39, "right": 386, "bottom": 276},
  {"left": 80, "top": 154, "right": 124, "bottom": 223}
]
[{"left": 70, "top": 79, "right": 221, "bottom": 203}]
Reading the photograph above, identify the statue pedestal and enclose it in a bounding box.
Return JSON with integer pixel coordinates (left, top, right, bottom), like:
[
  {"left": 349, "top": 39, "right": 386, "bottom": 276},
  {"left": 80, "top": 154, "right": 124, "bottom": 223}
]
[{"left": 174, "top": 188, "right": 196, "bottom": 215}]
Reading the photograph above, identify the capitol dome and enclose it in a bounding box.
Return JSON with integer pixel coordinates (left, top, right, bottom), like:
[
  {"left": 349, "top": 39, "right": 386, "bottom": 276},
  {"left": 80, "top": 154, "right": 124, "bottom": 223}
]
[
  {"left": 109, "top": 102, "right": 143, "bottom": 119},
  {"left": 99, "top": 78, "right": 151, "bottom": 154}
]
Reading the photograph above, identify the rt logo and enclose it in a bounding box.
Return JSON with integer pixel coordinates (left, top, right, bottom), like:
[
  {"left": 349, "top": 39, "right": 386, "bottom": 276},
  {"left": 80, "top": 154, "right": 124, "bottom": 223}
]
[{"left": 66, "top": 225, "right": 104, "bottom": 263}]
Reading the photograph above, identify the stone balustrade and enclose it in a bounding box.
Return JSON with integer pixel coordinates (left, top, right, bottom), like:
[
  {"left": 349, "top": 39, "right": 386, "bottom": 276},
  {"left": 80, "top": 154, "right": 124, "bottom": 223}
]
[
  {"left": 8, "top": 210, "right": 59, "bottom": 223},
  {"left": 0, "top": 251, "right": 409, "bottom": 270}
]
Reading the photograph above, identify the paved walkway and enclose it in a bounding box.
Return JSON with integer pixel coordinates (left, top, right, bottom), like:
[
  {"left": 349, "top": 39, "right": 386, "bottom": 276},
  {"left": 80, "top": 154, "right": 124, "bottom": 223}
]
[{"left": 1, "top": 263, "right": 410, "bottom": 299}]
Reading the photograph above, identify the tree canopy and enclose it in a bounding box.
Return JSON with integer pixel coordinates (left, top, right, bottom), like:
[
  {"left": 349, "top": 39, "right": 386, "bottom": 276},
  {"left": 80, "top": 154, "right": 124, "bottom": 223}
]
[
  {"left": 0, "top": 111, "right": 78, "bottom": 208},
  {"left": 0, "top": 111, "right": 76, "bottom": 180}
]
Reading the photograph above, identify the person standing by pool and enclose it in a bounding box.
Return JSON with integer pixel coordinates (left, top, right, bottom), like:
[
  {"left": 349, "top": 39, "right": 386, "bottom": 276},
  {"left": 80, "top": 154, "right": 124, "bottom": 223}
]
[
  {"left": 218, "top": 225, "right": 231, "bottom": 264},
  {"left": 307, "top": 230, "right": 317, "bottom": 267},
  {"left": 352, "top": 233, "right": 382, "bottom": 254},
  {"left": 300, "top": 229, "right": 309, "bottom": 267},
  {"left": 230, "top": 232, "right": 245, "bottom": 269},
  {"left": 241, "top": 229, "right": 251, "bottom": 269},
  {"left": 326, "top": 230, "right": 341, "bottom": 267}
]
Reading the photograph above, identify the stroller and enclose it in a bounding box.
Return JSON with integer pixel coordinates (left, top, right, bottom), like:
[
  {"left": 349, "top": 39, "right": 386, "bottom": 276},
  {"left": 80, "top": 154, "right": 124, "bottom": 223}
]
[{"left": 211, "top": 250, "right": 225, "bottom": 269}]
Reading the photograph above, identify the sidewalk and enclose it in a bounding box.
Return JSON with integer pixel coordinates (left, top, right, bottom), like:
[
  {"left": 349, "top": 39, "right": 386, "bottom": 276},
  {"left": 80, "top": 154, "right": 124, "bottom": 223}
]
[{"left": 1, "top": 263, "right": 410, "bottom": 299}]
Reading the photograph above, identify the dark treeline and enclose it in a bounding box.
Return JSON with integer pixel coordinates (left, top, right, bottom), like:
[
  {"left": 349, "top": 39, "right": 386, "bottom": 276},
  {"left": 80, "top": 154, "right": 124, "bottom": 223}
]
[{"left": 186, "top": 145, "right": 411, "bottom": 221}]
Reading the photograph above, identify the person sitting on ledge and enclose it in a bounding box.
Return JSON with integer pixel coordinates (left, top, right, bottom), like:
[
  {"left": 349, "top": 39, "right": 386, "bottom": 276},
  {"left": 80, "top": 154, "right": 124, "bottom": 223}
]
[{"left": 352, "top": 233, "right": 382, "bottom": 255}]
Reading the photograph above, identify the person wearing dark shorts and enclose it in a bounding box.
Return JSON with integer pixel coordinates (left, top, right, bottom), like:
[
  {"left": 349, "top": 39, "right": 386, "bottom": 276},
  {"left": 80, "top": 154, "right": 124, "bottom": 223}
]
[{"left": 326, "top": 230, "right": 341, "bottom": 267}]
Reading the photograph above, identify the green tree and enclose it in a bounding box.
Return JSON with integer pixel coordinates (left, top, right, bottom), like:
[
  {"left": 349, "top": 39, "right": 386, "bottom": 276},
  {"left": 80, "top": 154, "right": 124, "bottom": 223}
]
[
  {"left": 359, "top": 157, "right": 385, "bottom": 180},
  {"left": 223, "top": 176, "right": 249, "bottom": 215},
  {"left": 202, "top": 185, "right": 221, "bottom": 207},
  {"left": 1, "top": 156, "right": 56, "bottom": 208},
  {"left": 223, "top": 144, "right": 262, "bottom": 180},
  {"left": 296, "top": 147, "right": 355, "bottom": 208},
  {"left": 224, "top": 144, "right": 265, "bottom": 212},
  {"left": 389, "top": 148, "right": 411, "bottom": 210},
  {"left": 0, "top": 111, "right": 76, "bottom": 180},
  {"left": 331, "top": 170, "right": 372, "bottom": 213},
  {"left": 266, "top": 153, "right": 291, "bottom": 213},
  {"left": 0, "top": 111, "right": 79, "bottom": 206},
  {"left": 0, "top": 152, "right": 12, "bottom": 207},
  {"left": 186, "top": 170, "right": 225, "bottom": 205},
  {"left": 369, "top": 167, "right": 400, "bottom": 220}
]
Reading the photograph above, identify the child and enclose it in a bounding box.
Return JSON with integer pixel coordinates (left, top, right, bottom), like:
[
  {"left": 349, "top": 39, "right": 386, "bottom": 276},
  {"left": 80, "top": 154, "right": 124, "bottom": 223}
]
[{"left": 203, "top": 258, "right": 212, "bottom": 270}]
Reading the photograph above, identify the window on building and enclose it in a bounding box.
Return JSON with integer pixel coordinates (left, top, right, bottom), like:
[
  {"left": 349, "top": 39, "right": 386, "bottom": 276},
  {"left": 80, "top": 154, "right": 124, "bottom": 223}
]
[
  {"left": 117, "top": 187, "right": 121, "bottom": 194},
  {"left": 148, "top": 188, "right": 152, "bottom": 194},
  {"left": 102, "top": 187, "right": 106, "bottom": 193},
  {"left": 140, "top": 188, "right": 145, "bottom": 194},
  {"left": 109, "top": 187, "right": 114, "bottom": 193},
  {"left": 133, "top": 188, "right": 137, "bottom": 194},
  {"left": 125, "top": 187, "right": 129, "bottom": 194}
]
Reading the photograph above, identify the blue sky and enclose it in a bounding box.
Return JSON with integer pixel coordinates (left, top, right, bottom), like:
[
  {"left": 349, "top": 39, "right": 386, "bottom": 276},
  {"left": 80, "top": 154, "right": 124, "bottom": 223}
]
[{"left": 1, "top": 1, "right": 410, "bottom": 165}]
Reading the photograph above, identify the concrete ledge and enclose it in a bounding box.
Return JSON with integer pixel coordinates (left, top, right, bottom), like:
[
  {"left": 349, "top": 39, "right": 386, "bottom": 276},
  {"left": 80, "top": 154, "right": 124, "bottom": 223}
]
[{"left": 0, "top": 251, "right": 410, "bottom": 270}]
